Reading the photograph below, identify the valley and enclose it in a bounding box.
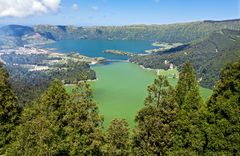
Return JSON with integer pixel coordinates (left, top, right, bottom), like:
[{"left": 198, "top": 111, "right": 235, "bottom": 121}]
[
  {"left": 0, "top": 20, "right": 239, "bottom": 127},
  {"left": 42, "top": 39, "right": 212, "bottom": 127},
  {"left": 0, "top": 0, "right": 240, "bottom": 154}
]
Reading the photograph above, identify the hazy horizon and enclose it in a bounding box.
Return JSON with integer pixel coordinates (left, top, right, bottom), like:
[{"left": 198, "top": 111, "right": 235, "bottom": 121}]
[{"left": 1, "top": 18, "right": 240, "bottom": 28}]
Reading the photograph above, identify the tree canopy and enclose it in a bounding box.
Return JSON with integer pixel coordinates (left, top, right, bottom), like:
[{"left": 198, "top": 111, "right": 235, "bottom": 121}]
[
  {"left": 132, "top": 75, "right": 178, "bottom": 155},
  {"left": 0, "top": 63, "right": 20, "bottom": 154},
  {"left": 0, "top": 60, "right": 239, "bottom": 155},
  {"left": 205, "top": 60, "right": 240, "bottom": 155}
]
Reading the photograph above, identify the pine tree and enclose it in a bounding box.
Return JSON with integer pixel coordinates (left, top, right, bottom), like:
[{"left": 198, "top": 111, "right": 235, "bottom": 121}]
[
  {"left": 6, "top": 80, "right": 69, "bottom": 155},
  {"left": 62, "top": 82, "right": 104, "bottom": 155},
  {"left": 102, "top": 119, "right": 130, "bottom": 156},
  {"left": 205, "top": 60, "right": 240, "bottom": 155},
  {"left": 0, "top": 63, "right": 20, "bottom": 154},
  {"left": 169, "top": 84, "right": 207, "bottom": 155},
  {"left": 176, "top": 62, "right": 198, "bottom": 106},
  {"left": 169, "top": 62, "right": 207, "bottom": 155},
  {"left": 144, "top": 75, "right": 173, "bottom": 107},
  {"left": 132, "top": 75, "right": 178, "bottom": 155}
]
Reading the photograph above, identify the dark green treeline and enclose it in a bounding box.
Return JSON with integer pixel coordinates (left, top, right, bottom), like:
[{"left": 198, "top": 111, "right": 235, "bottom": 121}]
[{"left": 0, "top": 60, "right": 239, "bottom": 155}]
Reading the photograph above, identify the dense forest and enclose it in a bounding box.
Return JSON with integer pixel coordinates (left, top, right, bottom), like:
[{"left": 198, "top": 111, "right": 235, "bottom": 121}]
[
  {"left": 0, "top": 59, "right": 239, "bottom": 155},
  {"left": 130, "top": 29, "right": 240, "bottom": 88},
  {"left": 5, "top": 60, "right": 96, "bottom": 104}
]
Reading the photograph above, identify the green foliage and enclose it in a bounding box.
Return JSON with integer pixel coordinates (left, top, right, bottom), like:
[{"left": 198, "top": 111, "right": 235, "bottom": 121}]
[
  {"left": 176, "top": 62, "right": 198, "bottom": 106},
  {"left": 62, "top": 82, "right": 104, "bottom": 155},
  {"left": 0, "top": 63, "right": 20, "bottom": 154},
  {"left": 1, "top": 59, "right": 240, "bottom": 155},
  {"left": 5, "top": 57, "right": 96, "bottom": 104},
  {"left": 132, "top": 75, "right": 178, "bottom": 155},
  {"left": 205, "top": 60, "right": 240, "bottom": 155},
  {"left": 169, "top": 62, "right": 207, "bottom": 155},
  {"left": 144, "top": 75, "right": 173, "bottom": 107},
  {"left": 34, "top": 20, "right": 240, "bottom": 43},
  {"left": 50, "top": 60, "right": 96, "bottom": 84},
  {"left": 170, "top": 86, "right": 207, "bottom": 155},
  {"left": 6, "top": 80, "right": 105, "bottom": 155},
  {"left": 2, "top": 20, "right": 240, "bottom": 49},
  {"left": 6, "top": 80, "right": 69, "bottom": 155},
  {"left": 102, "top": 119, "right": 130, "bottom": 156},
  {"left": 130, "top": 29, "right": 240, "bottom": 88}
]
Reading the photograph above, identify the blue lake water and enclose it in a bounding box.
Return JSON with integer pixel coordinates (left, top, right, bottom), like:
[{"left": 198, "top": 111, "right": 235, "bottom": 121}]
[{"left": 44, "top": 39, "right": 156, "bottom": 60}]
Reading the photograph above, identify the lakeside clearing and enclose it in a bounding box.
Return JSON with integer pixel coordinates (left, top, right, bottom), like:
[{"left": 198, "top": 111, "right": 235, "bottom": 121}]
[{"left": 145, "top": 42, "right": 184, "bottom": 53}]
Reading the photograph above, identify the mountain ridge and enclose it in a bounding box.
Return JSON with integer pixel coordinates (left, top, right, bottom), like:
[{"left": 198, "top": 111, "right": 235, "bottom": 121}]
[
  {"left": 130, "top": 29, "right": 240, "bottom": 88},
  {"left": 1, "top": 18, "right": 240, "bottom": 46}
]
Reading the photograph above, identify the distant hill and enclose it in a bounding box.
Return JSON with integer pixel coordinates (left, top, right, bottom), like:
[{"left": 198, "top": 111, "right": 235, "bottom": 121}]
[
  {"left": 0, "top": 25, "right": 54, "bottom": 49},
  {"left": 203, "top": 19, "right": 240, "bottom": 23},
  {"left": 0, "top": 25, "right": 35, "bottom": 37},
  {"left": 1, "top": 19, "right": 240, "bottom": 48},
  {"left": 130, "top": 29, "right": 240, "bottom": 88},
  {"left": 34, "top": 19, "right": 240, "bottom": 43}
]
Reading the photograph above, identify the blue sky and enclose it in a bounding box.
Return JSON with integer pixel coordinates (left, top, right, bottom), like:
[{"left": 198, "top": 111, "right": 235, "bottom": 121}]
[{"left": 0, "top": 0, "right": 239, "bottom": 26}]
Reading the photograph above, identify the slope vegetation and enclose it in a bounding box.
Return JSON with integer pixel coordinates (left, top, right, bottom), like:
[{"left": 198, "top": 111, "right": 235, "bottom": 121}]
[
  {"left": 34, "top": 19, "right": 240, "bottom": 43},
  {"left": 130, "top": 29, "right": 240, "bottom": 88}
]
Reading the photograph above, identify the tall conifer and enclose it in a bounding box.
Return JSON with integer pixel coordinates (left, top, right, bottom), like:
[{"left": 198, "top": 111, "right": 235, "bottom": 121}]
[
  {"left": 102, "top": 119, "right": 130, "bottom": 156},
  {"left": 6, "top": 80, "right": 69, "bottom": 155},
  {"left": 132, "top": 75, "right": 178, "bottom": 155},
  {"left": 62, "top": 82, "right": 104, "bottom": 155},
  {"left": 206, "top": 60, "right": 240, "bottom": 155},
  {"left": 176, "top": 62, "right": 198, "bottom": 106},
  {"left": 0, "top": 63, "right": 20, "bottom": 154},
  {"left": 169, "top": 62, "right": 207, "bottom": 155}
]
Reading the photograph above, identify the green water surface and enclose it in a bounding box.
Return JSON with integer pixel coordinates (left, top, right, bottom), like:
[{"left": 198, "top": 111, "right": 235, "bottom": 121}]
[
  {"left": 91, "top": 62, "right": 156, "bottom": 128},
  {"left": 56, "top": 40, "right": 212, "bottom": 128},
  {"left": 66, "top": 62, "right": 212, "bottom": 128}
]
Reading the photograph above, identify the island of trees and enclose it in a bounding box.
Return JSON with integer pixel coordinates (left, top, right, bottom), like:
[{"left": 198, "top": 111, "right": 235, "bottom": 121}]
[{"left": 103, "top": 49, "right": 134, "bottom": 57}]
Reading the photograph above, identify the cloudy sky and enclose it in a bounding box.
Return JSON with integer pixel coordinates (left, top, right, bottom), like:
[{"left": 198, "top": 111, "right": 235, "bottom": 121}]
[{"left": 0, "top": 0, "right": 239, "bottom": 26}]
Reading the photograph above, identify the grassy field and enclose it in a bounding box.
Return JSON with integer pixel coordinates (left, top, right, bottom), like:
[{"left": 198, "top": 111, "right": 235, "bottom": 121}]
[{"left": 65, "top": 62, "right": 212, "bottom": 128}]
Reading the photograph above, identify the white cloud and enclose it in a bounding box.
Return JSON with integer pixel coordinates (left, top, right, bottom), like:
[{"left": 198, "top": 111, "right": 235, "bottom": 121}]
[
  {"left": 91, "top": 6, "right": 99, "bottom": 11},
  {"left": 0, "top": 0, "right": 61, "bottom": 17},
  {"left": 72, "top": 3, "right": 79, "bottom": 11},
  {"left": 42, "top": 0, "right": 60, "bottom": 11},
  {"left": 153, "top": 0, "right": 160, "bottom": 3}
]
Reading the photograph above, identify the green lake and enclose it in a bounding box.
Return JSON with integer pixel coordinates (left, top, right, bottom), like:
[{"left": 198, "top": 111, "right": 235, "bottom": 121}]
[
  {"left": 66, "top": 61, "right": 212, "bottom": 128},
  {"left": 48, "top": 39, "right": 212, "bottom": 128},
  {"left": 91, "top": 62, "right": 156, "bottom": 128}
]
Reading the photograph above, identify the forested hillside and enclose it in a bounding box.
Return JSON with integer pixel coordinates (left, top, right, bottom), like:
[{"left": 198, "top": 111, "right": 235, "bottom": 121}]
[
  {"left": 0, "top": 25, "right": 54, "bottom": 49},
  {"left": 1, "top": 19, "right": 240, "bottom": 48},
  {"left": 0, "top": 60, "right": 239, "bottom": 155},
  {"left": 34, "top": 19, "right": 240, "bottom": 42},
  {"left": 130, "top": 29, "right": 240, "bottom": 88},
  {"left": 6, "top": 61, "right": 96, "bottom": 104}
]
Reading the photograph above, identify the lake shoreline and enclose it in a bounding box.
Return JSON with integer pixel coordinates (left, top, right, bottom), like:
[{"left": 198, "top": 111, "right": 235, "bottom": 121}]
[
  {"left": 41, "top": 44, "right": 176, "bottom": 83},
  {"left": 44, "top": 39, "right": 212, "bottom": 128}
]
